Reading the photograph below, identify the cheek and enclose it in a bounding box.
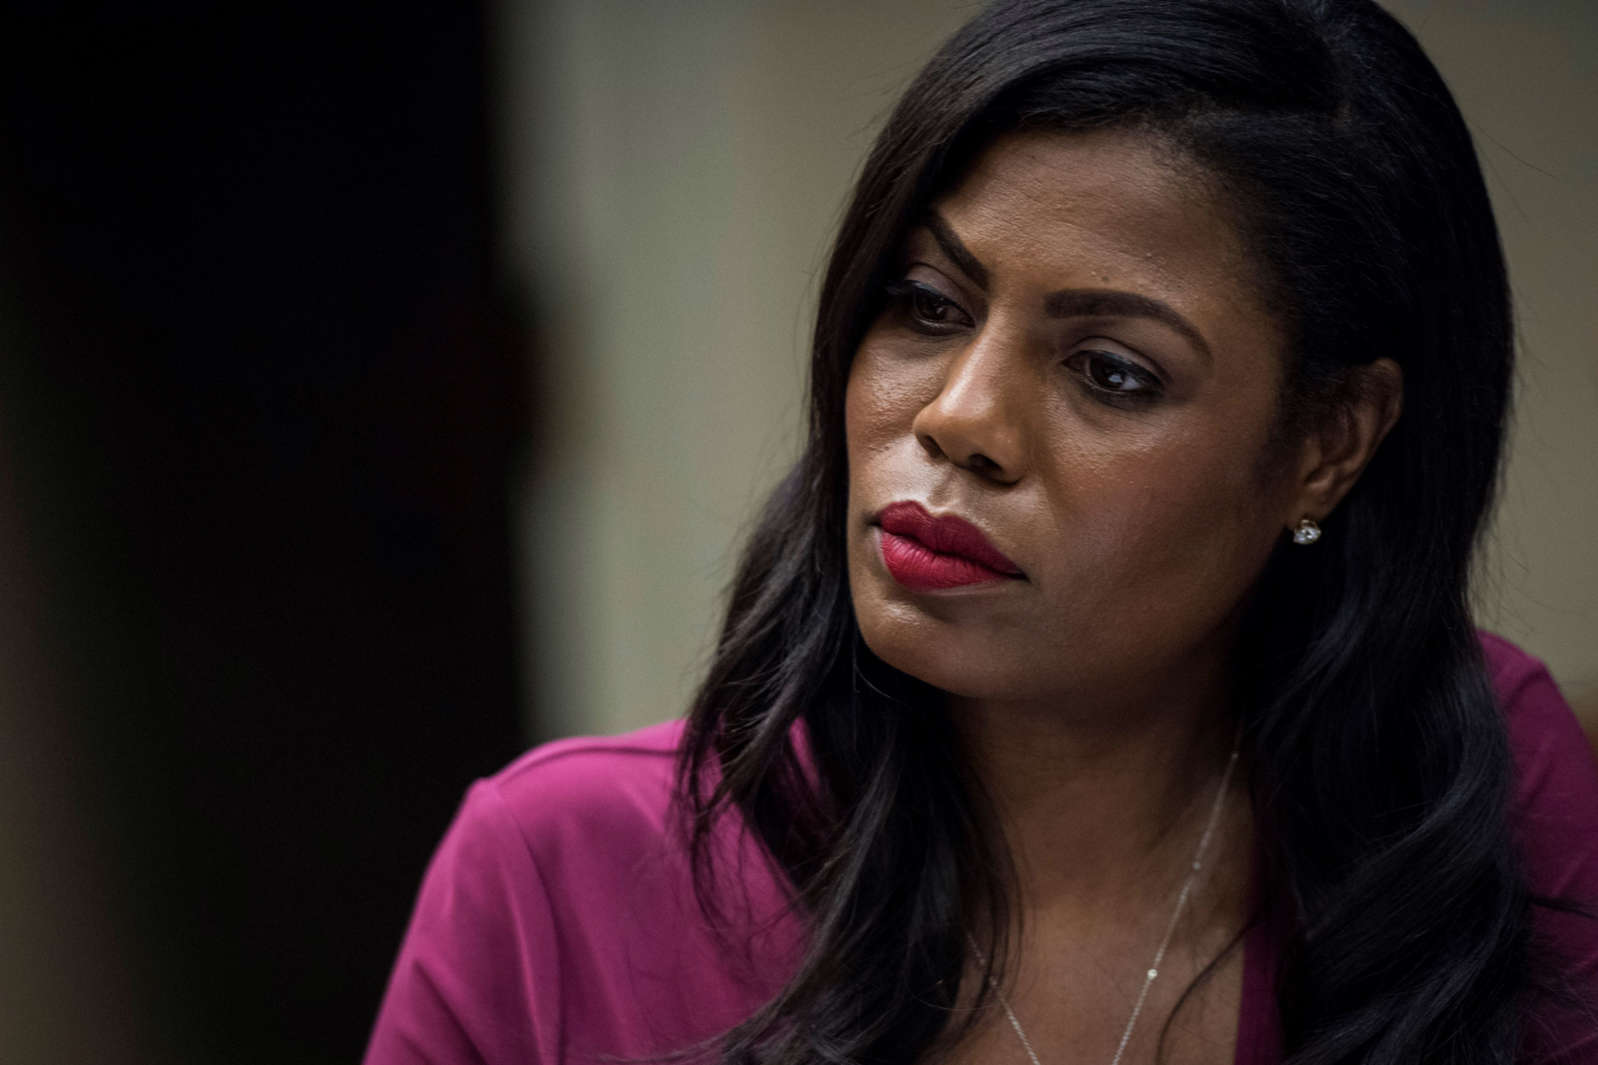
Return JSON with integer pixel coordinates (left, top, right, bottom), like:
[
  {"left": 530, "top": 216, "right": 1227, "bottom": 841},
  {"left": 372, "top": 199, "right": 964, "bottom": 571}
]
[
  {"left": 842, "top": 363, "right": 872, "bottom": 517},
  {"left": 848, "top": 334, "right": 919, "bottom": 421},
  {"left": 1041, "top": 425, "right": 1287, "bottom": 635},
  {"left": 842, "top": 358, "right": 872, "bottom": 466},
  {"left": 844, "top": 336, "right": 931, "bottom": 483}
]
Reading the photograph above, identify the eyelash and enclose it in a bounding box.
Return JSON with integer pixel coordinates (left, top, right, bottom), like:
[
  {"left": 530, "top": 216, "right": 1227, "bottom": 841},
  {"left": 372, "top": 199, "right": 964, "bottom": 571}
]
[
  {"left": 883, "top": 279, "right": 971, "bottom": 334},
  {"left": 882, "top": 279, "right": 1165, "bottom": 405},
  {"left": 1063, "top": 350, "right": 1164, "bottom": 405}
]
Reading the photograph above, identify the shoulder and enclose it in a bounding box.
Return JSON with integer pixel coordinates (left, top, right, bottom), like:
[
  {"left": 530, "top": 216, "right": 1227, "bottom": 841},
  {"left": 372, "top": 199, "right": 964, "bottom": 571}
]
[
  {"left": 1477, "top": 633, "right": 1598, "bottom": 1061},
  {"left": 365, "top": 718, "right": 791, "bottom": 1064},
  {"left": 407, "top": 717, "right": 689, "bottom": 921},
  {"left": 481, "top": 716, "right": 687, "bottom": 871},
  {"left": 493, "top": 715, "right": 686, "bottom": 786},
  {"left": 491, "top": 715, "right": 685, "bottom": 798},
  {"left": 1475, "top": 630, "right": 1597, "bottom": 839},
  {"left": 1475, "top": 631, "right": 1598, "bottom": 819},
  {"left": 1479, "top": 629, "right": 1569, "bottom": 716}
]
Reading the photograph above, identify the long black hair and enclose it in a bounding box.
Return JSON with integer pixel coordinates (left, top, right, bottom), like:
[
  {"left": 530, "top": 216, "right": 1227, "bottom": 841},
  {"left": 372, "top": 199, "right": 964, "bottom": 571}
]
[{"left": 679, "top": 1, "right": 1546, "bottom": 1061}]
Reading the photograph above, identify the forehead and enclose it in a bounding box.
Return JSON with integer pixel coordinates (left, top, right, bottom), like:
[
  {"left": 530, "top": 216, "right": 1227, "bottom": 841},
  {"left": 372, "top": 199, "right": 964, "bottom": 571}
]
[{"left": 931, "top": 127, "right": 1280, "bottom": 346}]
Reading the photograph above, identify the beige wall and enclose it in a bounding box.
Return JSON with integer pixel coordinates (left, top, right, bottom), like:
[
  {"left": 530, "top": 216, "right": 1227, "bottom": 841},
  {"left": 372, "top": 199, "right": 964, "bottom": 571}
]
[
  {"left": 498, "top": 0, "right": 1597, "bottom": 741},
  {"left": 1415, "top": 0, "right": 1598, "bottom": 725}
]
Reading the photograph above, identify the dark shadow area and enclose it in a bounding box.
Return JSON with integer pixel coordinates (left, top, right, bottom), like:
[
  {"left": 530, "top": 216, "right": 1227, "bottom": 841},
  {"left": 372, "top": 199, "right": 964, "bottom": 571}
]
[{"left": 2, "top": 8, "right": 529, "bottom": 1062}]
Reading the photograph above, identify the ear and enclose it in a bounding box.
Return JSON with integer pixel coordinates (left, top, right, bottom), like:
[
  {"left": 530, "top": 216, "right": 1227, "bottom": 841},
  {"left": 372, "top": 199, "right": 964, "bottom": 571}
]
[{"left": 1287, "top": 358, "right": 1404, "bottom": 528}]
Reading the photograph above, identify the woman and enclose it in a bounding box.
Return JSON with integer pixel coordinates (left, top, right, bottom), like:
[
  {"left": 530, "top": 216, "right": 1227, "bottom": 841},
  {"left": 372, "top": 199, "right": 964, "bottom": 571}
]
[{"left": 365, "top": 1, "right": 1598, "bottom": 1062}]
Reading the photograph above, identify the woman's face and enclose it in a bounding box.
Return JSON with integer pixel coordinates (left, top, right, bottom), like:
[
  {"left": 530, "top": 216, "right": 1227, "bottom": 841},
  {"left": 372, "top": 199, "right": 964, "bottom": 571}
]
[{"left": 844, "top": 128, "right": 1307, "bottom": 712}]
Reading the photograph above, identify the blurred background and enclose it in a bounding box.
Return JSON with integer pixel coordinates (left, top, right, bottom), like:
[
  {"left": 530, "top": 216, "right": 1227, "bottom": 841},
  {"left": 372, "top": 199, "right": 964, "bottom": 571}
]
[{"left": 2, "top": 2, "right": 1592, "bottom": 1062}]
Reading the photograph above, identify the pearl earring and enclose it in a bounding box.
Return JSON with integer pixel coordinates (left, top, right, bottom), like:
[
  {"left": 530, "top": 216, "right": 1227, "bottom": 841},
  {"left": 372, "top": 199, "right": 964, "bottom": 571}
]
[{"left": 1292, "top": 518, "right": 1322, "bottom": 545}]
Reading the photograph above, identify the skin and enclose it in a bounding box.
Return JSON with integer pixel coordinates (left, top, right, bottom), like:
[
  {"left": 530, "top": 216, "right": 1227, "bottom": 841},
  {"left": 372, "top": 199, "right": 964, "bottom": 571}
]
[{"left": 842, "top": 128, "right": 1402, "bottom": 1062}]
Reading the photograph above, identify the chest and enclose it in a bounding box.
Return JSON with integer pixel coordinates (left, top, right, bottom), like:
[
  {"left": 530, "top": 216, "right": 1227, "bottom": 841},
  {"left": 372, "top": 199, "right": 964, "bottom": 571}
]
[{"left": 934, "top": 930, "right": 1249, "bottom": 1065}]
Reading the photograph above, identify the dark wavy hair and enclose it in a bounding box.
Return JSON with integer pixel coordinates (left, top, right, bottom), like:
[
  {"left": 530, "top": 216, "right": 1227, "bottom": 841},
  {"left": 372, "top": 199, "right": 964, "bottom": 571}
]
[{"left": 678, "top": 1, "right": 1557, "bottom": 1062}]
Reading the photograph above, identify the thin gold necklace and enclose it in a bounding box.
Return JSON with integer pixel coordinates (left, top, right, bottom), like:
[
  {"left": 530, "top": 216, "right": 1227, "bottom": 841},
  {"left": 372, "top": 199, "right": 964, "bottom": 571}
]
[{"left": 968, "top": 740, "right": 1241, "bottom": 1065}]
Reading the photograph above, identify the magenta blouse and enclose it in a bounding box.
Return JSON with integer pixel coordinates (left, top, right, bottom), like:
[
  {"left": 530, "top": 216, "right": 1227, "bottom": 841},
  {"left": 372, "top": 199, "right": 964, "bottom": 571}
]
[{"left": 364, "top": 632, "right": 1598, "bottom": 1064}]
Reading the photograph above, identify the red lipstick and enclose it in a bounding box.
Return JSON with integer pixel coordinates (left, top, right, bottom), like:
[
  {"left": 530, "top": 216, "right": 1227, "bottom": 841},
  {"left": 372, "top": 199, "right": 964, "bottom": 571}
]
[{"left": 874, "top": 501, "right": 1023, "bottom": 590}]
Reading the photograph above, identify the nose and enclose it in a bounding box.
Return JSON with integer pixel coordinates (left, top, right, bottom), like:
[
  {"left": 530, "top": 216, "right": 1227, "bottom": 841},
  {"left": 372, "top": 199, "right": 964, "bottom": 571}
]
[{"left": 910, "top": 326, "right": 1028, "bottom": 484}]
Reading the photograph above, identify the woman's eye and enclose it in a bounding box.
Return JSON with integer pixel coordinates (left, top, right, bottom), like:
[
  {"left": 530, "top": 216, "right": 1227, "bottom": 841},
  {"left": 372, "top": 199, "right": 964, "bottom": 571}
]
[
  {"left": 1065, "top": 349, "right": 1163, "bottom": 402},
  {"left": 884, "top": 280, "right": 972, "bottom": 334}
]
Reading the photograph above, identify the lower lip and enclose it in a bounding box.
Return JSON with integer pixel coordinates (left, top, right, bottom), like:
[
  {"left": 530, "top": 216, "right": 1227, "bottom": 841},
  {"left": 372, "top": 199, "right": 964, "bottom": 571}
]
[{"left": 875, "top": 528, "right": 1021, "bottom": 591}]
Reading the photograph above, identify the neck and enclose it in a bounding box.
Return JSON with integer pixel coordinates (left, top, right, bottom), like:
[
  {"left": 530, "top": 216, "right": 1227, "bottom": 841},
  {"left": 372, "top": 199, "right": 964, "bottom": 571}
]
[{"left": 949, "top": 662, "right": 1248, "bottom": 919}]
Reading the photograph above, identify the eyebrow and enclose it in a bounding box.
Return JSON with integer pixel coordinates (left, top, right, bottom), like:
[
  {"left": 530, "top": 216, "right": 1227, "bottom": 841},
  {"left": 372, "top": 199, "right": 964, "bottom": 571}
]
[
  {"left": 1044, "top": 289, "right": 1213, "bottom": 366},
  {"left": 924, "top": 212, "right": 989, "bottom": 289},
  {"left": 921, "top": 210, "right": 1214, "bottom": 366}
]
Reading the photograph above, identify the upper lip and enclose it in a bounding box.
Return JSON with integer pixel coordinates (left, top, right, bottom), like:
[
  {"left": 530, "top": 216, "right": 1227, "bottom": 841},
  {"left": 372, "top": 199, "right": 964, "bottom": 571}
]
[{"left": 875, "top": 501, "right": 1024, "bottom": 576}]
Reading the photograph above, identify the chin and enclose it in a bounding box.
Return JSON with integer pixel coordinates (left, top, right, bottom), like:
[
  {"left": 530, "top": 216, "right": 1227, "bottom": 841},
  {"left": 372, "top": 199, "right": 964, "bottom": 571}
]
[{"left": 853, "top": 597, "right": 1047, "bottom": 704}]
